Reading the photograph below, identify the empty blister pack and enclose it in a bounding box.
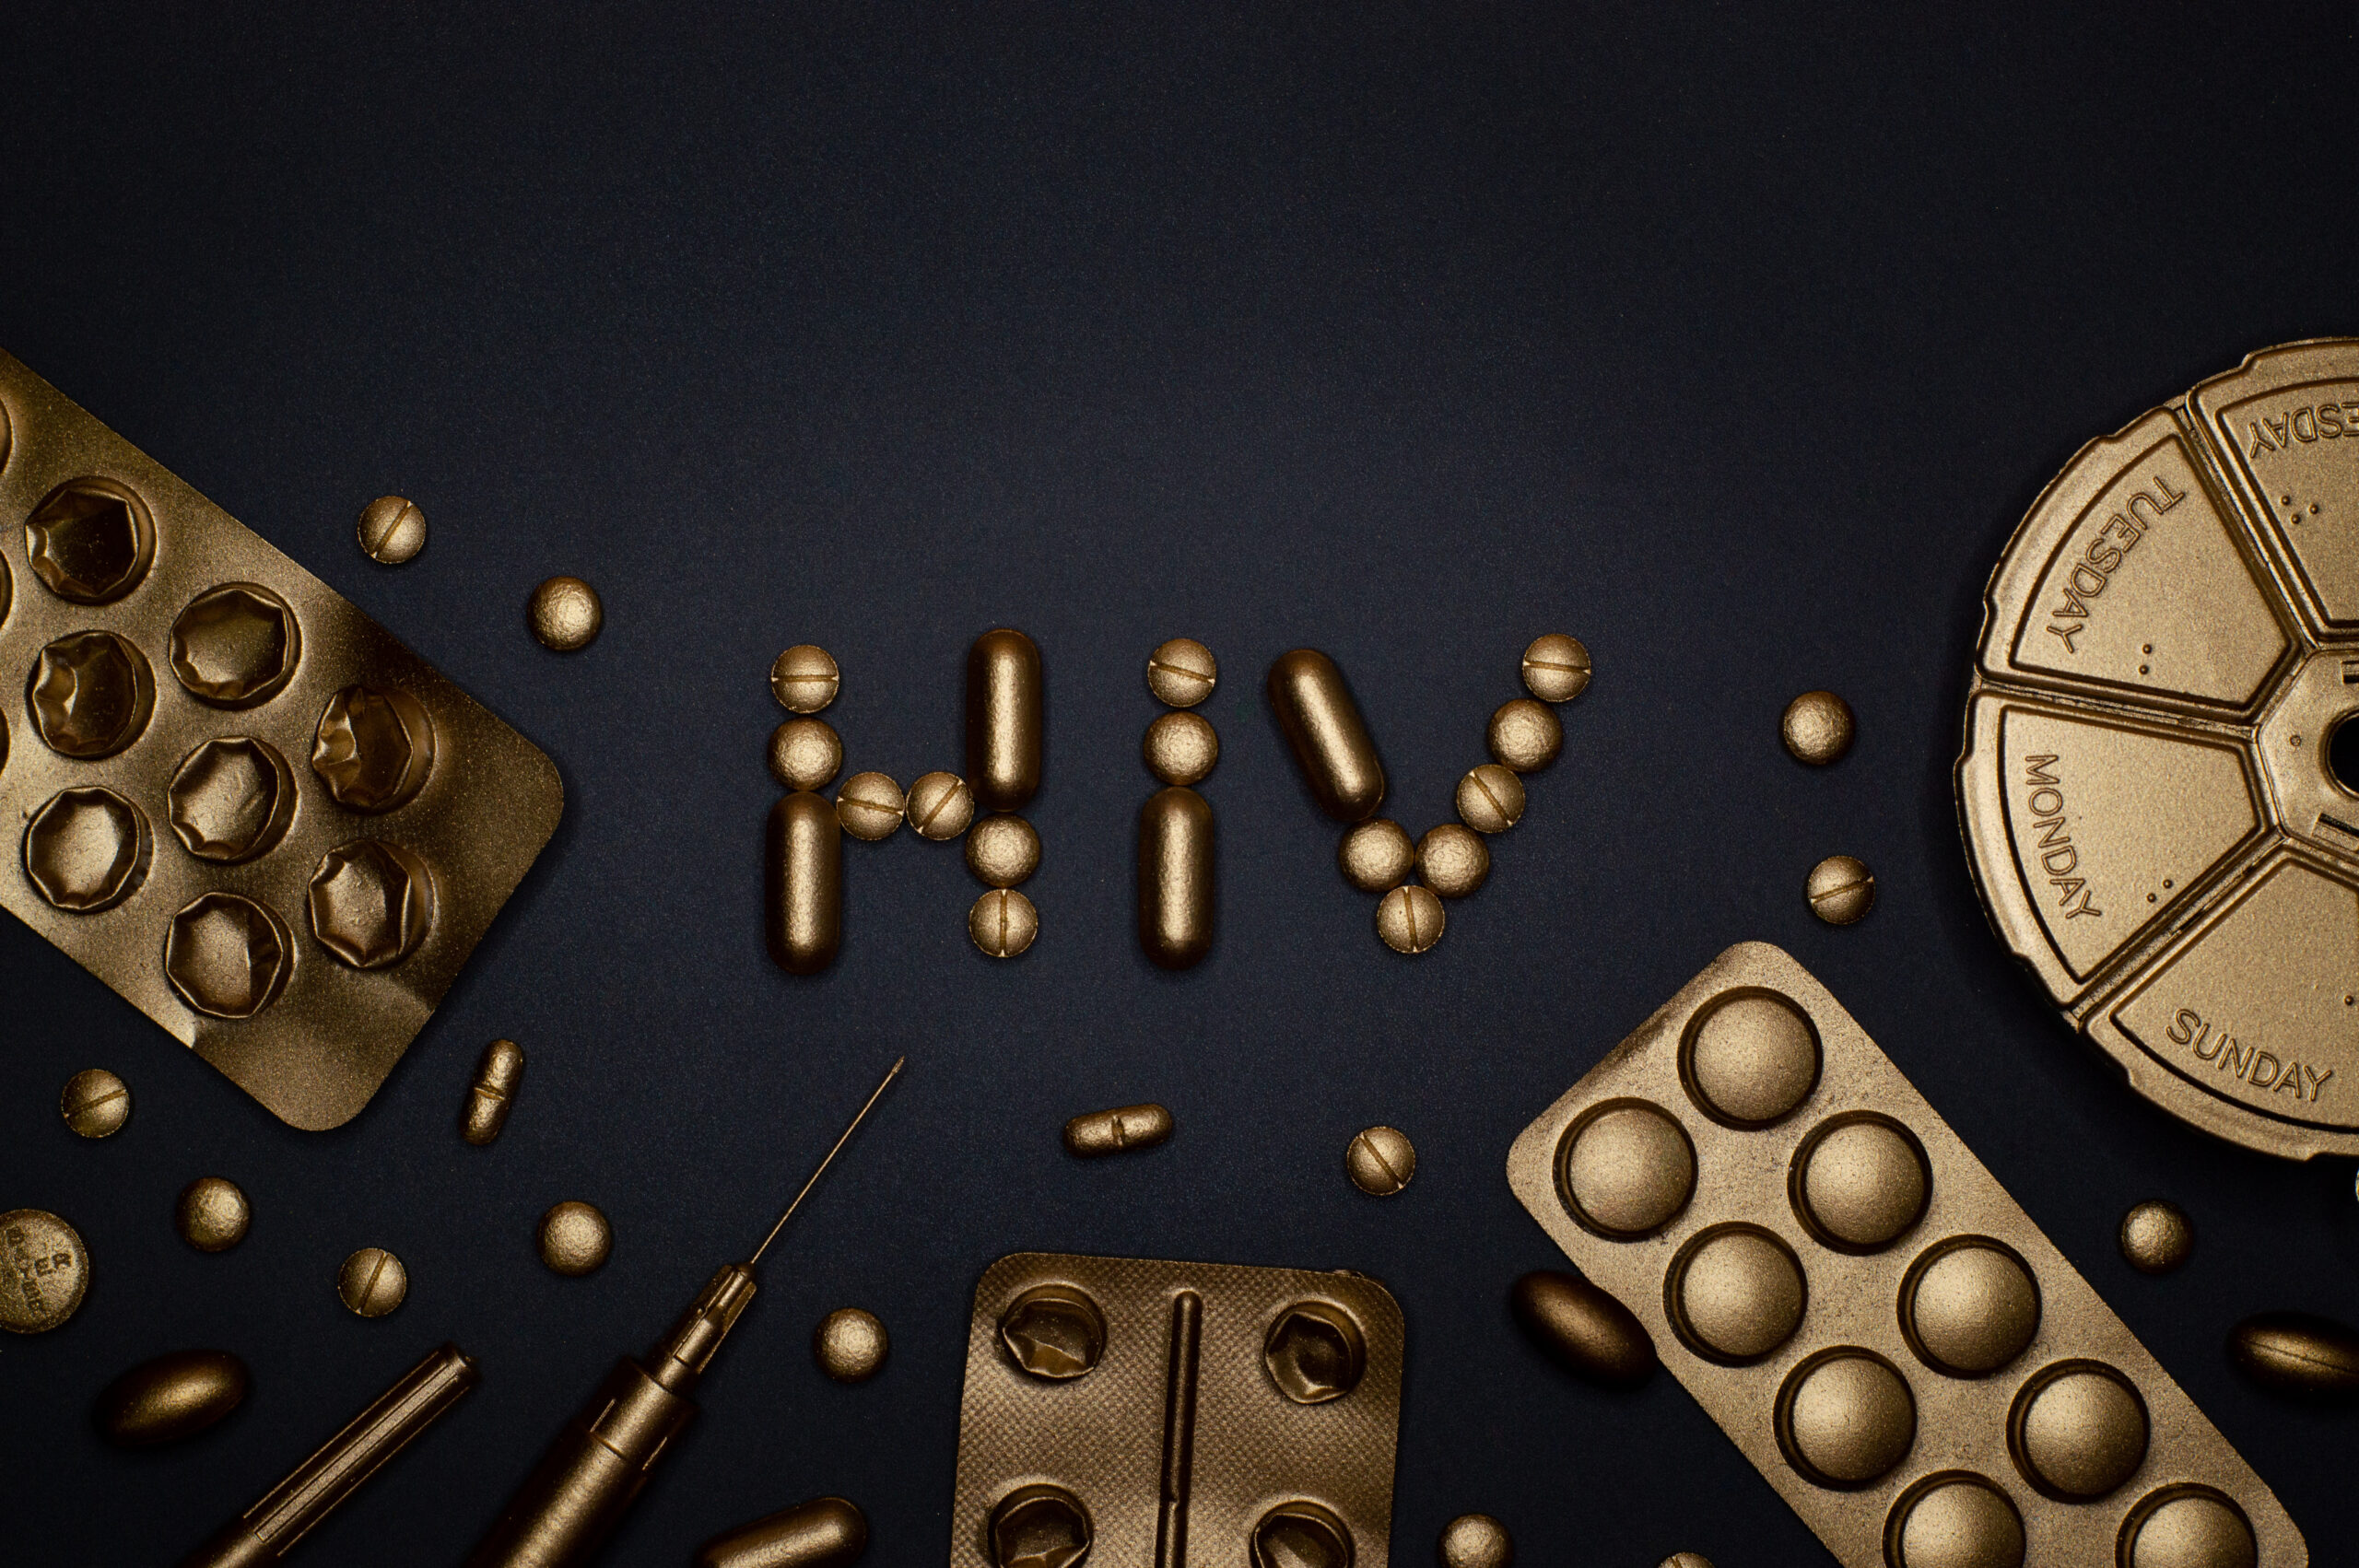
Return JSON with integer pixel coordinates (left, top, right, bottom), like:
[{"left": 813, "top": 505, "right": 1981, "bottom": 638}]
[
  {"left": 0, "top": 350, "right": 562, "bottom": 1129},
  {"left": 951, "top": 1252, "right": 1402, "bottom": 1568},
  {"left": 1507, "top": 942, "right": 2303, "bottom": 1567}
]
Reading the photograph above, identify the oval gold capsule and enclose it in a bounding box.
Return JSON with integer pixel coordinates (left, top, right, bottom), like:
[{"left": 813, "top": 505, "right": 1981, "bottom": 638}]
[
  {"left": 1138, "top": 786, "right": 1215, "bottom": 969},
  {"left": 695, "top": 1496, "right": 869, "bottom": 1568},
  {"left": 967, "top": 628, "right": 1043, "bottom": 813},
  {"left": 767, "top": 790, "right": 843, "bottom": 975},
  {"left": 1267, "top": 649, "right": 1386, "bottom": 823},
  {"left": 2225, "top": 1310, "right": 2359, "bottom": 1400},
  {"left": 93, "top": 1348, "right": 249, "bottom": 1446},
  {"left": 1062, "top": 1102, "right": 1175, "bottom": 1157},
  {"left": 1510, "top": 1269, "right": 1656, "bottom": 1389},
  {"left": 462, "top": 1038, "right": 525, "bottom": 1146}
]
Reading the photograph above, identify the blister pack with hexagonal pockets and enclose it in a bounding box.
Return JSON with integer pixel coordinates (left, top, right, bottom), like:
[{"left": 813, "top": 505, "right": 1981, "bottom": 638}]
[{"left": 0, "top": 349, "right": 561, "bottom": 1129}]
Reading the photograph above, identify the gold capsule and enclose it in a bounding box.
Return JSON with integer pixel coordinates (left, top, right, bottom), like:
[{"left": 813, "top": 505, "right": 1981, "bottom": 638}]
[
  {"left": 2226, "top": 1310, "right": 2359, "bottom": 1400},
  {"left": 2118, "top": 1199, "right": 2194, "bottom": 1275},
  {"left": 695, "top": 1496, "right": 870, "bottom": 1568},
  {"left": 1509, "top": 1269, "right": 1655, "bottom": 1388},
  {"left": 1338, "top": 818, "right": 1415, "bottom": 893},
  {"left": 1267, "top": 649, "right": 1386, "bottom": 822},
  {"left": 1438, "top": 1514, "right": 1514, "bottom": 1568},
  {"left": 1457, "top": 764, "right": 1526, "bottom": 834},
  {"left": 771, "top": 644, "right": 841, "bottom": 714},
  {"left": 1138, "top": 787, "right": 1215, "bottom": 969},
  {"left": 1487, "top": 698, "right": 1563, "bottom": 773},
  {"left": 0, "top": 1209, "right": 90, "bottom": 1332},
  {"left": 176, "top": 1177, "right": 251, "bottom": 1253},
  {"left": 769, "top": 719, "right": 843, "bottom": 792},
  {"left": 356, "top": 495, "right": 427, "bottom": 565},
  {"left": 966, "top": 813, "right": 1041, "bottom": 887},
  {"left": 462, "top": 1038, "right": 525, "bottom": 1146},
  {"left": 94, "top": 1348, "right": 248, "bottom": 1446},
  {"left": 836, "top": 771, "right": 905, "bottom": 841},
  {"left": 969, "top": 888, "right": 1039, "bottom": 958},
  {"left": 527, "top": 575, "right": 604, "bottom": 651},
  {"left": 1375, "top": 883, "right": 1445, "bottom": 954},
  {"left": 906, "top": 771, "right": 977, "bottom": 840},
  {"left": 537, "top": 1200, "right": 611, "bottom": 1277},
  {"left": 768, "top": 791, "right": 844, "bottom": 975},
  {"left": 1146, "top": 637, "right": 1219, "bottom": 708},
  {"left": 61, "top": 1068, "right": 131, "bottom": 1138},
  {"left": 813, "top": 1307, "right": 888, "bottom": 1383},
  {"left": 1521, "top": 634, "right": 1591, "bottom": 703},
  {"left": 1345, "top": 1125, "right": 1417, "bottom": 1195},
  {"left": 1143, "top": 709, "right": 1219, "bottom": 786},
  {"left": 967, "top": 628, "right": 1043, "bottom": 812},
  {"left": 1781, "top": 690, "right": 1855, "bottom": 766},
  {"left": 1807, "top": 854, "right": 1876, "bottom": 925},
  {"left": 337, "top": 1247, "right": 408, "bottom": 1317},
  {"left": 1062, "top": 1102, "right": 1175, "bottom": 1157},
  {"left": 1418, "top": 824, "right": 1490, "bottom": 898}
]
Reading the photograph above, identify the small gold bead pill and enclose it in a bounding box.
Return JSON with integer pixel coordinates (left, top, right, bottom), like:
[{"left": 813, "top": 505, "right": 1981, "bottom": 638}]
[
  {"left": 1345, "top": 1125, "right": 1417, "bottom": 1195},
  {"left": 1339, "top": 819, "right": 1415, "bottom": 893},
  {"left": 1456, "top": 764, "right": 1526, "bottom": 834},
  {"left": 537, "top": 1200, "right": 612, "bottom": 1277},
  {"left": 1063, "top": 1103, "right": 1175, "bottom": 1157},
  {"left": 1521, "top": 634, "right": 1591, "bottom": 703},
  {"left": 527, "top": 576, "right": 604, "bottom": 652},
  {"left": 836, "top": 771, "right": 905, "bottom": 841},
  {"left": 770, "top": 644, "right": 840, "bottom": 714},
  {"left": 462, "top": 1038, "right": 525, "bottom": 1146},
  {"left": 176, "top": 1177, "right": 251, "bottom": 1253},
  {"left": 1418, "top": 824, "right": 1490, "bottom": 898},
  {"left": 1438, "top": 1514, "right": 1514, "bottom": 1568},
  {"left": 1806, "top": 853, "right": 1876, "bottom": 925},
  {"left": 1376, "top": 883, "right": 1445, "bottom": 954},
  {"left": 905, "top": 771, "right": 977, "bottom": 840},
  {"left": 61, "top": 1068, "right": 131, "bottom": 1138},
  {"left": 0, "top": 1209, "right": 89, "bottom": 1333},
  {"left": 1487, "top": 698, "right": 1563, "bottom": 773},
  {"left": 356, "top": 495, "right": 427, "bottom": 565},
  {"left": 966, "top": 813, "right": 1041, "bottom": 887},
  {"left": 1145, "top": 638, "right": 1218, "bottom": 708},
  {"left": 2118, "top": 1199, "right": 2194, "bottom": 1275},
  {"left": 336, "top": 1246, "right": 408, "bottom": 1317},
  {"left": 1781, "top": 690, "right": 1855, "bottom": 766},
  {"left": 813, "top": 1306, "right": 889, "bottom": 1383},
  {"left": 769, "top": 719, "right": 844, "bottom": 792},
  {"left": 1143, "top": 710, "right": 1219, "bottom": 786},
  {"left": 970, "top": 888, "right": 1039, "bottom": 957}
]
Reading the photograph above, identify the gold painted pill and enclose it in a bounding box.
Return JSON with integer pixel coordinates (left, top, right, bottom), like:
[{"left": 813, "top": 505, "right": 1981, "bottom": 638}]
[
  {"left": 967, "top": 628, "right": 1043, "bottom": 813},
  {"left": 1339, "top": 819, "right": 1415, "bottom": 893},
  {"left": 770, "top": 644, "right": 841, "bottom": 714},
  {"left": 176, "top": 1177, "right": 251, "bottom": 1253},
  {"left": 462, "top": 1038, "right": 525, "bottom": 1146},
  {"left": 1438, "top": 1514, "right": 1513, "bottom": 1568},
  {"left": 527, "top": 575, "right": 603, "bottom": 651},
  {"left": 905, "top": 771, "right": 976, "bottom": 840},
  {"left": 337, "top": 1247, "right": 408, "bottom": 1317},
  {"left": 1901, "top": 1237, "right": 2041, "bottom": 1378},
  {"left": 2118, "top": 1485, "right": 2259, "bottom": 1568},
  {"left": 2118, "top": 1199, "right": 2194, "bottom": 1275},
  {"left": 1418, "top": 824, "right": 1489, "bottom": 898},
  {"left": 0, "top": 1209, "right": 89, "bottom": 1332},
  {"left": 1138, "top": 787, "right": 1215, "bottom": 969},
  {"left": 1683, "top": 990, "right": 1821, "bottom": 1128},
  {"left": 1376, "top": 883, "right": 1445, "bottom": 954},
  {"left": 538, "top": 1200, "right": 611, "bottom": 1276},
  {"left": 1267, "top": 649, "right": 1386, "bottom": 821},
  {"left": 1062, "top": 1102, "right": 1175, "bottom": 1157},
  {"left": 1146, "top": 638, "right": 1218, "bottom": 708},
  {"left": 1782, "top": 689, "right": 1855, "bottom": 765},
  {"left": 1790, "top": 1114, "right": 1931, "bottom": 1252},
  {"left": 1144, "top": 709, "right": 1219, "bottom": 786},
  {"left": 93, "top": 1348, "right": 248, "bottom": 1446},
  {"left": 769, "top": 719, "right": 843, "bottom": 792},
  {"left": 1345, "top": 1125, "right": 1416, "bottom": 1195},
  {"left": 1667, "top": 1223, "right": 1807, "bottom": 1363},
  {"left": 695, "top": 1495, "right": 870, "bottom": 1568},
  {"left": 966, "top": 813, "right": 1041, "bottom": 887},
  {"left": 1487, "top": 698, "right": 1563, "bottom": 773},
  {"left": 969, "top": 888, "right": 1039, "bottom": 958},
  {"left": 2008, "top": 1360, "right": 2150, "bottom": 1500},
  {"left": 2226, "top": 1310, "right": 2359, "bottom": 1400},
  {"left": 1806, "top": 853, "right": 1876, "bottom": 925},
  {"left": 836, "top": 772, "right": 904, "bottom": 841},
  {"left": 1509, "top": 1269, "right": 1656, "bottom": 1389},
  {"left": 356, "top": 495, "right": 427, "bottom": 565},
  {"left": 767, "top": 791, "right": 843, "bottom": 975},
  {"left": 1775, "top": 1348, "right": 1915, "bottom": 1488},
  {"left": 61, "top": 1068, "right": 131, "bottom": 1138},
  {"left": 813, "top": 1307, "right": 888, "bottom": 1383},
  {"left": 1457, "top": 764, "right": 1526, "bottom": 834},
  {"left": 1658, "top": 1556, "right": 1717, "bottom": 1568},
  {"left": 1884, "top": 1473, "right": 2024, "bottom": 1568},
  {"left": 1556, "top": 1101, "right": 1696, "bottom": 1238},
  {"left": 1521, "top": 634, "right": 1591, "bottom": 702}
]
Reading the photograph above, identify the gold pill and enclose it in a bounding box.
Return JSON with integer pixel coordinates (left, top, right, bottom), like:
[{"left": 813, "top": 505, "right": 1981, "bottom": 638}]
[
  {"left": 1486, "top": 698, "right": 1563, "bottom": 773},
  {"left": 967, "top": 627, "right": 1043, "bottom": 813},
  {"left": 991, "top": 1486, "right": 1091, "bottom": 1568},
  {"left": 1806, "top": 853, "right": 1876, "bottom": 925},
  {"left": 1668, "top": 1223, "right": 1808, "bottom": 1363},
  {"left": 1556, "top": 1100, "right": 1696, "bottom": 1238},
  {"left": 356, "top": 495, "right": 427, "bottom": 565},
  {"left": 537, "top": 1200, "right": 611, "bottom": 1276},
  {"left": 836, "top": 771, "right": 905, "bottom": 841},
  {"left": 1683, "top": 989, "right": 1822, "bottom": 1128},
  {"left": 1902, "top": 1237, "right": 2041, "bottom": 1377},
  {"left": 1782, "top": 689, "right": 1856, "bottom": 766},
  {"left": 1457, "top": 764, "right": 1526, "bottom": 834},
  {"left": 1521, "top": 634, "right": 1591, "bottom": 703},
  {"left": 176, "top": 1177, "right": 251, "bottom": 1253},
  {"left": 61, "top": 1067, "right": 131, "bottom": 1138},
  {"left": 462, "top": 1038, "right": 525, "bottom": 1146},
  {"left": 813, "top": 1307, "right": 889, "bottom": 1383},
  {"left": 2008, "top": 1361, "right": 2150, "bottom": 1499},
  {"left": 1138, "top": 786, "right": 1215, "bottom": 969},
  {"left": 1791, "top": 1114, "right": 1931, "bottom": 1252},
  {"left": 2119, "top": 1487, "right": 2258, "bottom": 1568},
  {"left": 93, "top": 1348, "right": 248, "bottom": 1446},
  {"left": 1657, "top": 1557, "right": 1716, "bottom": 1568},
  {"left": 1344, "top": 1124, "right": 1417, "bottom": 1195},
  {"left": 1267, "top": 649, "right": 1386, "bottom": 822},
  {"left": 969, "top": 888, "right": 1039, "bottom": 958},
  {"left": 1438, "top": 1514, "right": 1513, "bottom": 1568},
  {"left": 1143, "top": 709, "right": 1219, "bottom": 786},
  {"left": 2119, "top": 1199, "right": 2194, "bottom": 1275},
  {"left": 767, "top": 791, "right": 843, "bottom": 975},
  {"left": 1884, "top": 1473, "right": 2025, "bottom": 1568},
  {"left": 769, "top": 718, "right": 843, "bottom": 792},
  {"left": 1418, "top": 824, "right": 1489, "bottom": 898},
  {"left": 0, "top": 1208, "right": 89, "bottom": 1332},
  {"left": 1338, "top": 818, "right": 1415, "bottom": 893},
  {"left": 770, "top": 644, "right": 841, "bottom": 714},
  {"left": 1375, "top": 883, "right": 1445, "bottom": 954},
  {"left": 905, "top": 771, "right": 976, "bottom": 840},
  {"left": 1062, "top": 1102, "right": 1175, "bottom": 1157},
  {"left": 1509, "top": 1269, "right": 1656, "bottom": 1389},
  {"left": 527, "top": 575, "right": 603, "bottom": 652},
  {"left": 336, "top": 1247, "right": 408, "bottom": 1317},
  {"left": 1775, "top": 1347, "right": 1916, "bottom": 1488},
  {"left": 966, "top": 813, "right": 1041, "bottom": 887},
  {"left": 695, "top": 1496, "right": 870, "bottom": 1568},
  {"left": 2225, "top": 1310, "right": 2359, "bottom": 1400},
  {"left": 1146, "top": 638, "right": 1218, "bottom": 708}
]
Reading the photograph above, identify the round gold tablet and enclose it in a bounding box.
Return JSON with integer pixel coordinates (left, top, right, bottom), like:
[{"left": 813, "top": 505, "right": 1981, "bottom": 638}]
[
  {"left": 1521, "top": 634, "right": 1591, "bottom": 703},
  {"left": 2118, "top": 1199, "right": 2195, "bottom": 1275},
  {"left": 969, "top": 888, "right": 1039, "bottom": 958},
  {"left": 1790, "top": 1112, "right": 1931, "bottom": 1252},
  {"left": 2118, "top": 1485, "right": 2258, "bottom": 1568},
  {"left": 1416, "top": 825, "right": 1489, "bottom": 899},
  {"left": 1146, "top": 638, "right": 1218, "bottom": 708},
  {"left": 0, "top": 1209, "right": 89, "bottom": 1332},
  {"left": 61, "top": 1068, "right": 131, "bottom": 1138},
  {"left": 357, "top": 495, "right": 427, "bottom": 565},
  {"left": 1682, "top": 988, "right": 1822, "bottom": 1128},
  {"left": 176, "top": 1177, "right": 251, "bottom": 1253},
  {"left": 906, "top": 771, "right": 976, "bottom": 840},
  {"left": 1144, "top": 710, "right": 1219, "bottom": 786},
  {"left": 1375, "top": 883, "right": 1445, "bottom": 954},
  {"left": 1339, "top": 819, "right": 1415, "bottom": 893},
  {"left": 1884, "top": 1471, "right": 2025, "bottom": 1568},
  {"left": 537, "top": 1200, "right": 612, "bottom": 1276},
  {"left": 1782, "top": 690, "right": 1856, "bottom": 766},
  {"left": 2008, "top": 1360, "right": 2150, "bottom": 1501},
  {"left": 1805, "top": 854, "right": 1876, "bottom": 925},
  {"left": 1487, "top": 697, "right": 1563, "bottom": 772},
  {"left": 1776, "top": 1347, "right": 1917, "bottom": 1489},
  {"left": 1438, "top": 1514, "right": 1512, "bottom": 1568},
  {"left": 1902, "top": 1237, "right": 2041, "bottom": 1377},
  {"left": 1344, "top": 1126, "right": 1416, "bottom": 1196},
  {"left": 528, "top": 575, "right": 603, "bottom": 651},
  {"left": 770, "top": 644, "right": 840, "bottom": 713},
  {"left": 814, "top": 1306, "right": 889, "bottom": 1383},
  {"left": 1667, "top": 1223, "right": 1807, "bottom": 1364},
  {"left": 1556, "top": 1100, "right": 1696, "bottom": 1239},
  {"left": 966, "top": 813, "right": 1041, "bottom": 888},
  {"left": 336, "top": 1246, "right": 408, "bottom": 1317},
  {"left": 769, "top": 719, "right": 843, "bottom": 792}
]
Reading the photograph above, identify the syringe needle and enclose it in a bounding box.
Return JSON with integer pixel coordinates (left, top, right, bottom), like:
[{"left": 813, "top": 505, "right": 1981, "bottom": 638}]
[{"left": 750, "top": 1056, "right": 905, "bottom": 1267}]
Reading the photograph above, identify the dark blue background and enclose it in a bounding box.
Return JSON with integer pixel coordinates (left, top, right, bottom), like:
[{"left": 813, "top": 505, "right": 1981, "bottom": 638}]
[{"left": 3, "top": 6, "right": 2354, "bottom": 1564}]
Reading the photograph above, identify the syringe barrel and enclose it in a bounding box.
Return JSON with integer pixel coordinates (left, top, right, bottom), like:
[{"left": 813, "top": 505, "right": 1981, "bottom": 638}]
[{"left": 461, "top": 1358, "right": 695, "bottom": 1568}]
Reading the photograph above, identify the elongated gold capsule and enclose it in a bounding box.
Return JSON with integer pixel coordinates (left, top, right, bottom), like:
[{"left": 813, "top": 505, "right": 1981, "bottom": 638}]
[
  {"left": 1266, "top": 649, "right": 1385, "bottom": 822},
  {"left": 1137, "top": 786, "right": 1215, "bottom": 969},
  {"left": 767, "top": 791, "right": 843, "bottom": 975},
  {"left": 967, "top": 628, "right": 1043, "bottom": 813},
  {"left": 94, "top": 1348, "right": 248, "bottom": 1446},
  {"left": 462, "top": 1039, "right": 525, "bottom": 1146},
  {"left": 1063, "top": 1102, "right": 1175, "bottom": 1158},
  {"left": 695, "top": 1496, "right": 869, "bottom": 1568}
]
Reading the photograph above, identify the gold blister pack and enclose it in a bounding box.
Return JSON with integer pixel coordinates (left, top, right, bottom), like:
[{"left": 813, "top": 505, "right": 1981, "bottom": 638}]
[
  {"left": 0, "top": 350, "right": 562, "bottom": 1129},
  {"left": 951, "top": 1252, "right": 1402, "bottom": 1568},
  {"left": 1958, "top": 337, "right": 2359, "bottom": 1159},
  {"left": 1507, "top": 942, "right": 2304, "bottom": 1568}
]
